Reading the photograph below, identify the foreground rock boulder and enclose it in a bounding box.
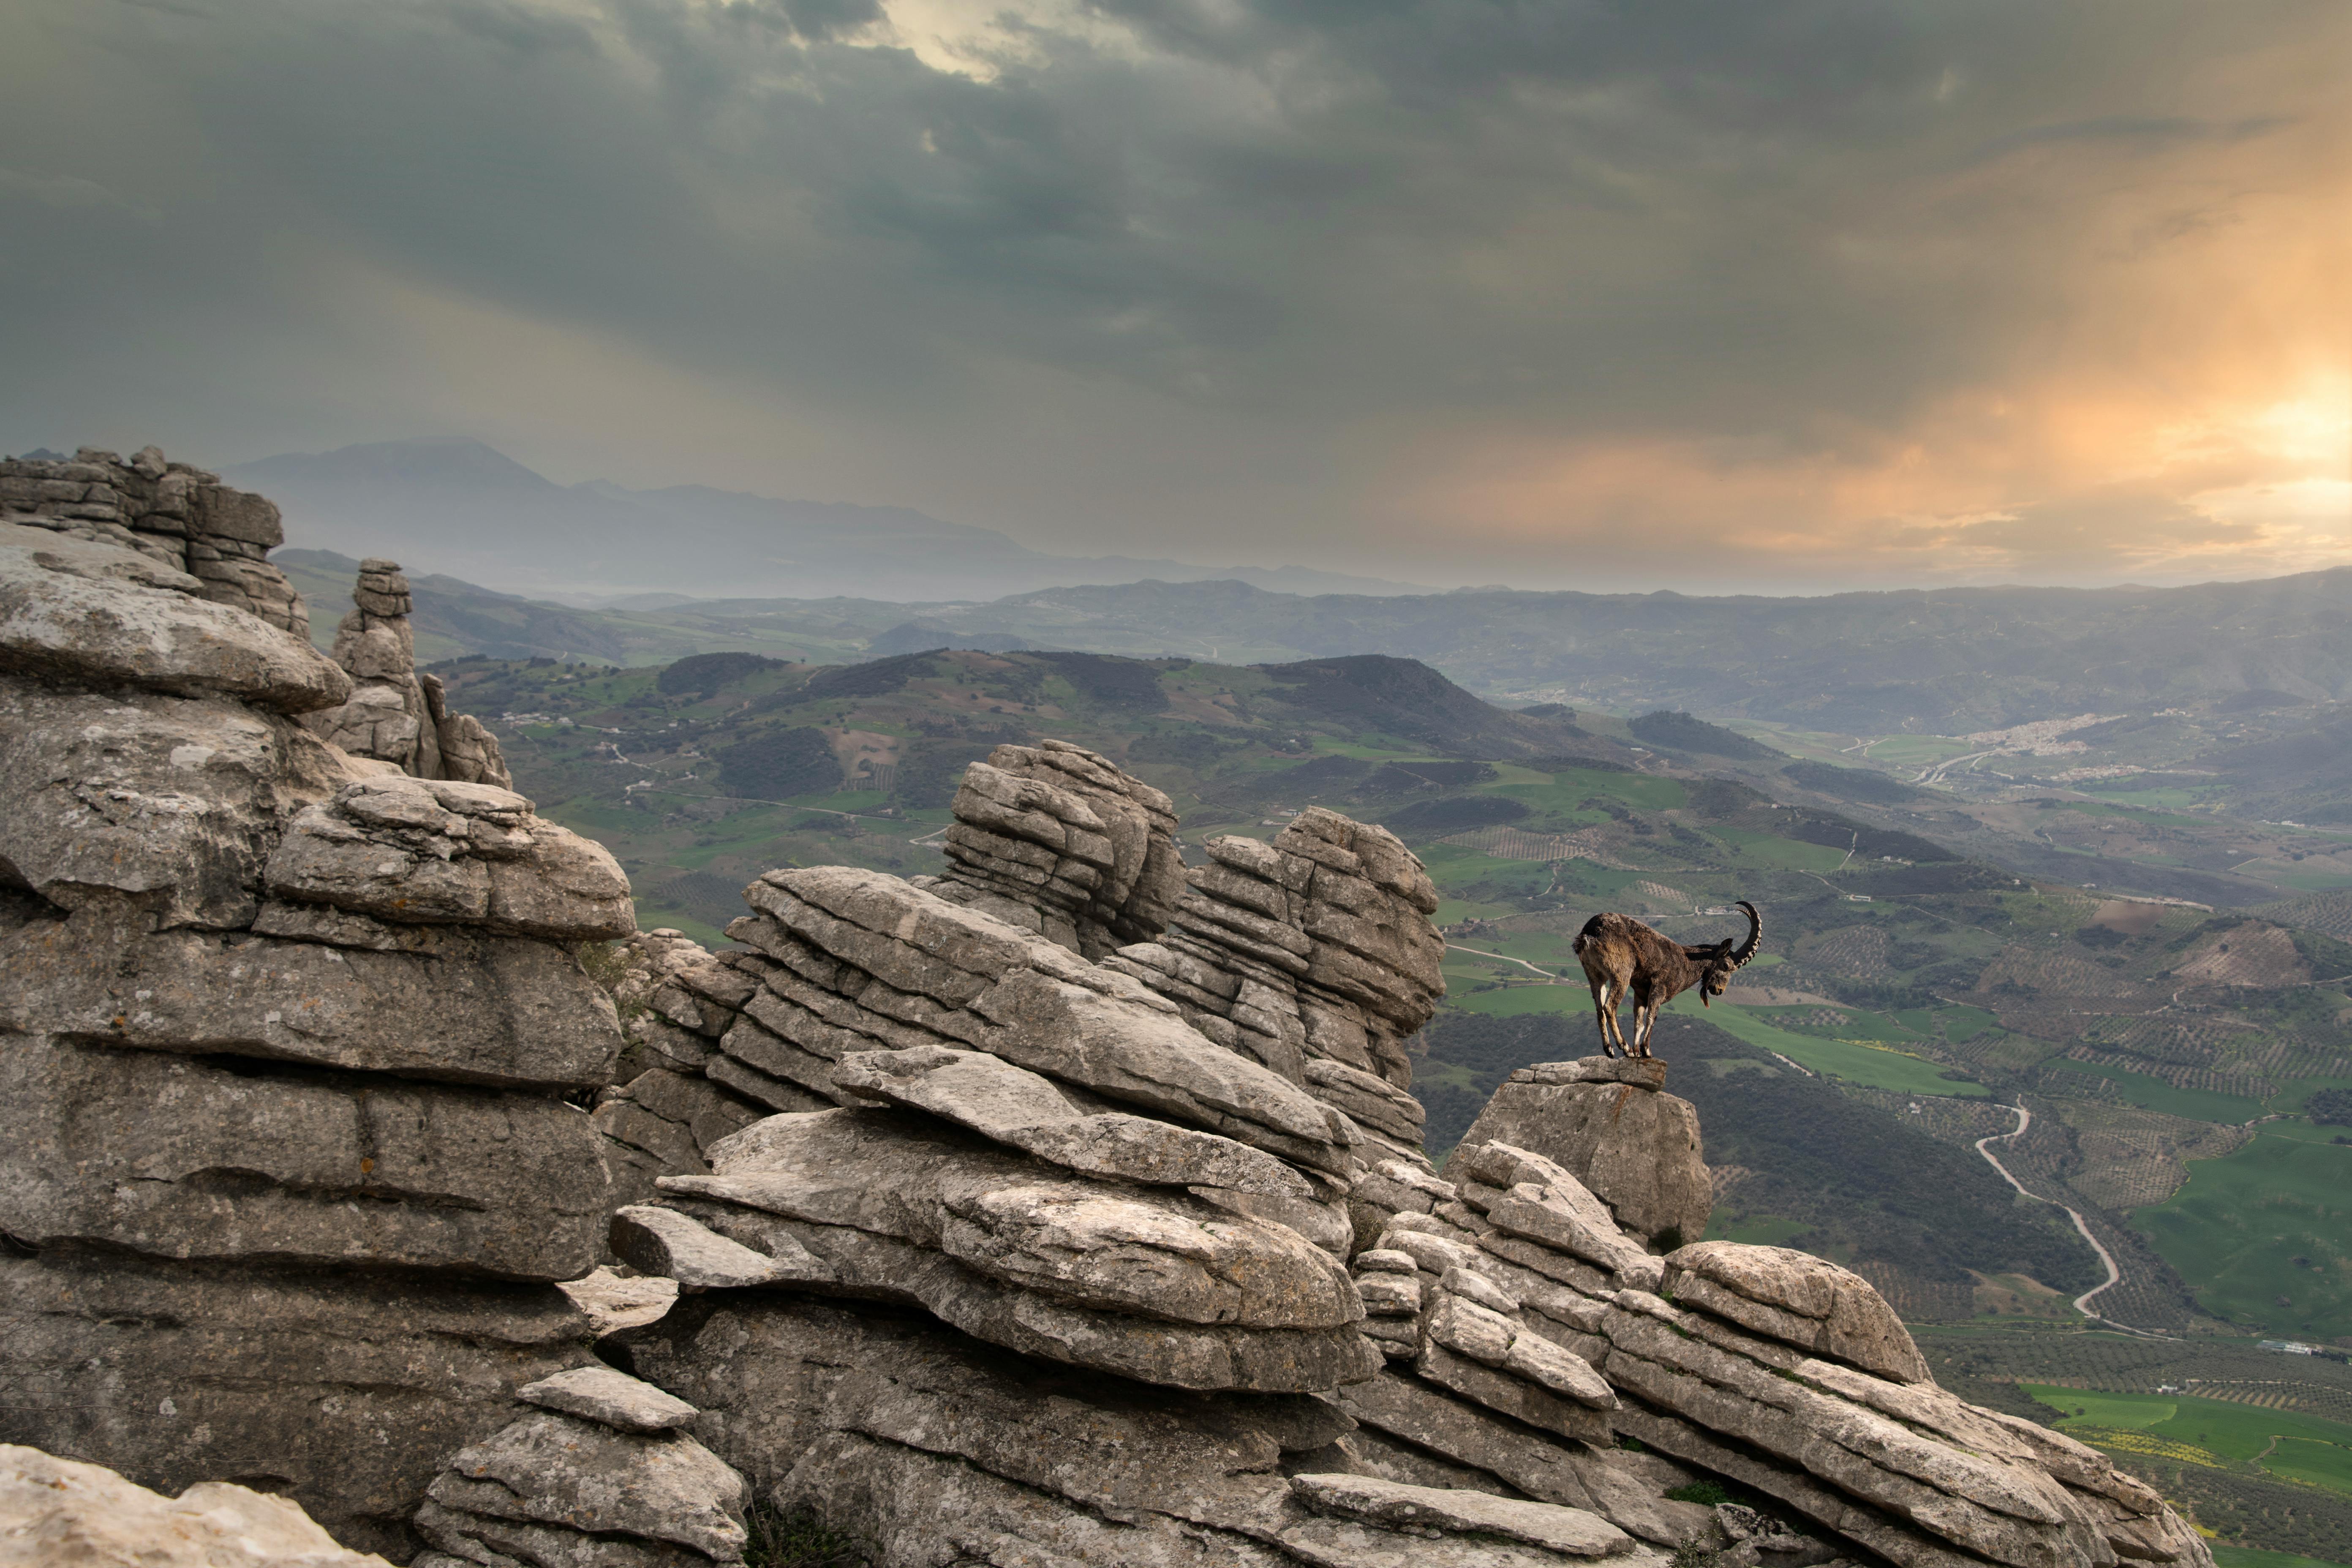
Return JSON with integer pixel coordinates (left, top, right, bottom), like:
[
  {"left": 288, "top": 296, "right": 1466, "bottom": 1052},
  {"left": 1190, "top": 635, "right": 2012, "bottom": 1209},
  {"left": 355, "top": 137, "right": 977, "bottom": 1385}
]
[{"left": 0, "top": 1443, "right": 392, "bottom": 1567}]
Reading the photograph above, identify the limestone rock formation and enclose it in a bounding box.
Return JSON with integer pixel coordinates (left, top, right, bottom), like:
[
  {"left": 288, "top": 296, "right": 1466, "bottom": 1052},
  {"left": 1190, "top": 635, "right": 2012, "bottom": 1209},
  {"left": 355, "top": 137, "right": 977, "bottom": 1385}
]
[
  {"left": 0, "top": 495, "right": 2212, "bottom": 1568},
  {"left": 414, "top": 1369, "right": 748, "bottom": 1567},
  {"left": 1104, "top": 811, "right": 1445, "bottom": 1149},
  {"left": 0, "top": 445, "right": 310, "bottom": 636},
  {"left": 0, "top": 479, "right": 636, "bottom": 1557},
  {"left": 921, "top": 740, "right": 1187, "bottom": 958},
  {"left": 302, "top": 559, "right": 512, "bottom": 785},
  {"left": 1454, "top": 1058, "right": 1712, "bottom": 1247},
  {"left": 0, "top": 1443, "right": 392, "bottom": 1567}
]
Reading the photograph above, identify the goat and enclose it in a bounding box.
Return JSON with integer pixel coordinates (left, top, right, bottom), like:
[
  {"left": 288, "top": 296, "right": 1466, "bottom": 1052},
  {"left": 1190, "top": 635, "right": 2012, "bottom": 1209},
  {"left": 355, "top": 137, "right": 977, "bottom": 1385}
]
[{"left": 1571, "top": 901, "right": 1761, "bottom": 1059}]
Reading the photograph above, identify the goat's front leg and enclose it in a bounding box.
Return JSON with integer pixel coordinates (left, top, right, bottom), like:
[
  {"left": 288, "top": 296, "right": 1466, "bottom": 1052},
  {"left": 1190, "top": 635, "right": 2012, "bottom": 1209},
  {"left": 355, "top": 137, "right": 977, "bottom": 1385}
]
[
  {"left": 1590, "top": 980, "right": 1620, "bottom": 1057},
  {"left": 1628, "top": 987, "right": 1654, "bottom": 1057}
]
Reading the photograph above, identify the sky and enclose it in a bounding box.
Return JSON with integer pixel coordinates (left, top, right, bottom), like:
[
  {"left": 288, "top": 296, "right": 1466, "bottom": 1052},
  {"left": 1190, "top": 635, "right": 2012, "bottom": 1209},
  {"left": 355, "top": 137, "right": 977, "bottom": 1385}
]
[{"left": 3, "top": 0, "right": 2347, "bottom": 594}]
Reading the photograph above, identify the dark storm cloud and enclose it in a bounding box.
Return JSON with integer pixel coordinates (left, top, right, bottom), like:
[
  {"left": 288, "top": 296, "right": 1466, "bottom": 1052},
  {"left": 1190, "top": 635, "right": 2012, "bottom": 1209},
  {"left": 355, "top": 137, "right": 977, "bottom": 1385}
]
[{"left": 0, "top": 0, "right": 2341, "bottom": 582}]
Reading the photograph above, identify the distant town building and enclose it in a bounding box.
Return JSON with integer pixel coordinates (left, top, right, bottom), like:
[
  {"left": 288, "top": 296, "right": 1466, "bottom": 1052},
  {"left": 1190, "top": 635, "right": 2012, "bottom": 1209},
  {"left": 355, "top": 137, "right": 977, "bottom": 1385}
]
[{"left": 2258, "top": 1340, "right": 2320, "bottom": 1356}]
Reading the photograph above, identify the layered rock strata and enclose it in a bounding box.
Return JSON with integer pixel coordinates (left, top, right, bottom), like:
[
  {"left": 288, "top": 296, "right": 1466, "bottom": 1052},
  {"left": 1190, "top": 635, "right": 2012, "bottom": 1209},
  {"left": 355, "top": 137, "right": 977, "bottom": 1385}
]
[
  {"left": 913, "top": 744, "right": 1445, "bottom": 1162},
  {"left": 302, "top": 558, "right": 512, "bottom": 785},
  {"left": 1103, "top": 810, "right": 1444, "bottom": 1151},
  {"left": 620, "top": 1290, "right": 1647, "bottom": 1568},
  {"left": 414, "top": 1367, "right": 748, "bottom": 1568},
  {"left": 1454, "top": 1055, "right": 1712, "bottom": 1247},
  {"left": 0, "top": 508, "right": 635, "bottom": 1556},
  {"left": 0, "top": 444, "right": 309, "bottom": 636},
  {"left": 920, "top": 740, "right": 1187, "bottom": 958}
]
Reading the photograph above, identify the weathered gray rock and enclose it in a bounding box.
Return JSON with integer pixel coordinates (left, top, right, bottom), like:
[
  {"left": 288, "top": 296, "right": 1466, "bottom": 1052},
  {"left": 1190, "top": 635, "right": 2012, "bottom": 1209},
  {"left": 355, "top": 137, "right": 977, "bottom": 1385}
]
[
  {"left": 1598, "top": 1292, "right": 2118, "bottom": 1568},
  {"left": 933, "top": 741, "right": 1187, "bottom": 959},
  {"left": 414, "top": 1499, "right": 711, "bottom": 1568},
  {"left": 0, "top": 1444, "right": 393, "bottom": 1568},
  {"left": 518, "top": 1366, "right": 701, "bottom": 1434},
  {"left": 610, "top": 1203, "right": 840, "bottom": 1290},
  {"left": 0, "top": 1037, "right": 615, "bottom": 1279},
  {"left": 266, "top": 776, "right": 633, "bottom": 941},
  {"left": 0, "top": 531, "right": 348, "bottom": 713},
  {"left": 654, "top": 1193, "right": 1377, "bottom": 1393},
  {"left": 1455, "top": 1143, "right": 1658, "bottom": 1284},
  {"left": 557, "top": 1268, "right": 681, "bottom": 1337},
  {"left": 1451, "top": 1072, "right": 1710, "bottom": 1247},
  {"left": 1290, "top": 1473, "right": 1634, "bottom": 1557},
  {"left": 625, "top": 1294, "right": 1396, "bottom": 1566},
  {"left": 671, "top": 1108, "right": 1360, "bottom": 1335},
  {"left": 735, "top": 868, "right": 1355, "bottom": 1176},
  {"left": 1330, "top": 1370, "right": 1700, "bottom": 1546},
  {"left": 1275, "top": 1514, "right": 1630, "bottom": 1568},
  {"left": 1661, "top": 1242, "right": 1932, "bottom": 1385},
  {"left": 1113, "top": 810, "right": 1445, "bottom": 1103},
  {"left": 595, "top": 1068, "right": 767, "bottom": 1184},
  {"left": 302, "top": 560, "right": 512, "bottom": 787},
  {"left": 0, "top": 908, "right": 624, "bottom": 1089},
  {"left": 428, "top": 1410, "right": 746, "bottom": 1560},
  {"left": 0, "top": 682, "right": 349, "bottom": 930},
  {"left": 833, "top": 1044, "right": 1318, "bottom": 1199},
  {"left": 781, "top": 1429, "right": 1288, "bottom": 1568},
  {"left": 0, "top": 1250, "right": 595, "bottom": 1560},
  {"left": 1510, "top": 1058, "right": 1669, "bottom": 1089}
]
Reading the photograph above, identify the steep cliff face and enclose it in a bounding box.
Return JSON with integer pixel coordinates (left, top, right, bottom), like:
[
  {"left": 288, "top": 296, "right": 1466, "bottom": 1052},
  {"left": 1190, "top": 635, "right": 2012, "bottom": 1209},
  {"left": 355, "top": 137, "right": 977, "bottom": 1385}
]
[
  {"left": 0, "top": 468, "right": 675, "bottom": 1560},
  {"left": 0, "top": 459, "right": 2211, "bottom": 1568}
]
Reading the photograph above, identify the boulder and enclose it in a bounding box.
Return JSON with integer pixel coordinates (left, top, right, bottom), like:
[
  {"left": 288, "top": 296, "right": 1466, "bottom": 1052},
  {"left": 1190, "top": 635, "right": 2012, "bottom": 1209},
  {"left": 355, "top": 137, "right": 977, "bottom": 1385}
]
[
  {"left": 1451, "top": 1065, "right": 1711, "bottom": 1247},
  {"left": 0, "top": 1444, "right": 392, "bottom": 1568},
  {"left": 425, "top": 1410, "right": 746, "bottom": 1561},
  {"left": 265, "top": 776, "right": 633, "bottom": 941},
  {"left": 1662, "top": 1242, "right": 1933, "bottom": 1384}
]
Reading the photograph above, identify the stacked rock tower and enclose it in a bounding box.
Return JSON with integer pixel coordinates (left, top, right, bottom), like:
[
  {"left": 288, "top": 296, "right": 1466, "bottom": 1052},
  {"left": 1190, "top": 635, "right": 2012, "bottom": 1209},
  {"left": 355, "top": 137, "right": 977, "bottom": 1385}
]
[
  {"left": 0, "top": 451, "right": 2215, "bottom": 1568},
  {"left": 0, "top": 455, "right": 743, "bottom": 1561}
]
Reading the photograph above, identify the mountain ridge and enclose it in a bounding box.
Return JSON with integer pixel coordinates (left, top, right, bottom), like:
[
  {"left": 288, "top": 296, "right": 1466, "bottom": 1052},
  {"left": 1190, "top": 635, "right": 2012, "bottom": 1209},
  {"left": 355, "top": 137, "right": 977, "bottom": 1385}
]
[{"left": 229, "top": 438, "right": 1430, "bottom": 602}]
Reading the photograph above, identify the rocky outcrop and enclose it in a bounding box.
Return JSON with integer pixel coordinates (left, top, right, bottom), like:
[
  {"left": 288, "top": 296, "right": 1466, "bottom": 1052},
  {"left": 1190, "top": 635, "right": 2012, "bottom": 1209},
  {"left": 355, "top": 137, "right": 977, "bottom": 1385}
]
[
  {"left": 0, "top": 487, "right": 2211, "bottom": 1568},
  {"left": 915, "top": 744, "right": 1446, "bottom": 1161},
  {"left": 1105, "top": 811, "right": 1444, "bottom": 1154},
  {"left": 1, "top": 445, "right": 310, "bottom": 637},
  {"left": 302, "top": 559, "right": 512, "bottom": 786},
  {"left": 413, "top": 1368, "right": 747, "bottom": 1567},
  {"left": 0, "top": 1443, "right": 392, "bottom": 1567},
  {"left": 920, "top": 740, "right": 1187, "bottom": 958},
  {"left": 0, "top": 484, "right": 636, "bottom": 1557},
  {"left": 1452, "top": 1057, "right": 1712, "bottom": 1247}
]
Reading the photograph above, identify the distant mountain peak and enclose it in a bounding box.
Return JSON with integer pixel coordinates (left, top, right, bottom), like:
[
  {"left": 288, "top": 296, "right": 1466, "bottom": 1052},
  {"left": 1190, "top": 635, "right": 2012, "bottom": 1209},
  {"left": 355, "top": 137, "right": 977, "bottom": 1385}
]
[{"left": 234, "top": 436, "right": 564, "bottom": 493}]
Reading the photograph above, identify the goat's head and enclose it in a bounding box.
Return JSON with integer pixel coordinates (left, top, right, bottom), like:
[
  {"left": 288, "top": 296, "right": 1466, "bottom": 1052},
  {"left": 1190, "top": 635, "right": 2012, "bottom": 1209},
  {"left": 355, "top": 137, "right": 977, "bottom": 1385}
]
[{"left": 1691, "top": 901, "right": 1764, "bottom": 1005}]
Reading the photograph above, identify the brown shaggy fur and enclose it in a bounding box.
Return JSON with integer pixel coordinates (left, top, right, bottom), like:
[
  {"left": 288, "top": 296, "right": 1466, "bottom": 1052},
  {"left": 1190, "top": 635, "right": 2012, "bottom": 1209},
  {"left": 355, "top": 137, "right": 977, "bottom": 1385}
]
[{"left": 1571, "top": 901, "right": 1762, "bottom": 1058}]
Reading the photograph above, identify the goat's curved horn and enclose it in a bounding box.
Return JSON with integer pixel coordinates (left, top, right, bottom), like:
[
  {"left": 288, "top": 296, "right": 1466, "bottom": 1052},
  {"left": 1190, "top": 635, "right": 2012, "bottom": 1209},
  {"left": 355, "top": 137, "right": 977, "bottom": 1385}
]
[{"left": 1730, "top": 901, "right": 1763, "bottom": 969}]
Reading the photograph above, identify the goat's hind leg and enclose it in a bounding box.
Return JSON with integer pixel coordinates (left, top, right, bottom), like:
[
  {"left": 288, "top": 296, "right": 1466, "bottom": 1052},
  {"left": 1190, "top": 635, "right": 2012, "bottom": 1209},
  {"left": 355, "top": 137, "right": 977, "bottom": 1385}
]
[{"left": 1589, "top": 979, "right": 1622, "bottom": 1058}]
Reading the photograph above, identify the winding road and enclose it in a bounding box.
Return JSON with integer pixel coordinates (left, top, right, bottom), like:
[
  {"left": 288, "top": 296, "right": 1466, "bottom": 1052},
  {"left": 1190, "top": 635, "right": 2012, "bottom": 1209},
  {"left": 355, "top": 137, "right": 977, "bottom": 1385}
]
[
  {"left": 1974, "top": 1104, "right": 2129, "bottom": 1321},
  {"left": 1445, "top": 942, "right": 1568, "bottom": 981}
]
